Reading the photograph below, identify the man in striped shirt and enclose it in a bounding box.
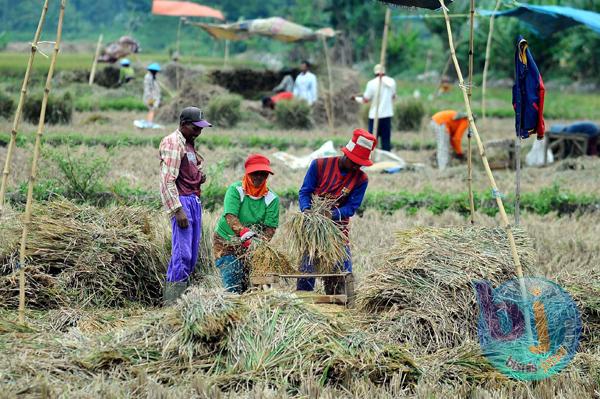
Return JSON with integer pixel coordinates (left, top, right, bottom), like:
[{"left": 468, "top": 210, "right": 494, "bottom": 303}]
[{"left": 159, "top": 106, "right": 212, "bottom": 305}]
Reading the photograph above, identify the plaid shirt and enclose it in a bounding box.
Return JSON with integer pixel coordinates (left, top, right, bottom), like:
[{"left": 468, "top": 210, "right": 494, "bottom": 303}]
[{"left": 159, "top": 129, "right": 204, "bottom": 215}]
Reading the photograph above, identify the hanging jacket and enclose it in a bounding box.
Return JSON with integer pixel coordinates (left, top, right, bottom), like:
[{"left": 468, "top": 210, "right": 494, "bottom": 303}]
[{"left": 513, "top": 35, "right": 545, "bottom": 139}]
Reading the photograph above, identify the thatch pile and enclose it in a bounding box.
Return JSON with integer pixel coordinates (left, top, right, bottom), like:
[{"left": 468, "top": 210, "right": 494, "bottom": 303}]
[
  {"left": 155, "top": 79, "right": 227, "bottom": 123},
  {"left": 357, "top": 226, "right": 535, "bottom": 352},
  {"left": 277, "top": 196, "right": 349, "bottom": 274},
  {"left": 0, "top": 200, "right": 169, "bottom": 308},
  {"left": 559, "top": 270, "right": 600, "bottom": 348},
  {"left": 313, "top": 67, "right": 361, "bottom": 126}
]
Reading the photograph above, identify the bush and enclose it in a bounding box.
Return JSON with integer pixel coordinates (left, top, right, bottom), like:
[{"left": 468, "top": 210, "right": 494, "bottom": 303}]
[
  {"left": 359, "top": 104, "right": 370, "bottom": 128},
  {"left": 394, "top": 99, "right": 425, "bottom": 131},
  {"left": 274, "top": 99, "right": 313, "bottom": 129},
  {"left": 23, "top": 92, "right": 73, "bottom": 125},
  {"left": 206, "top": 94, "right": 243, "bottom": 128},
  {"left": 94, "top": 66, "right": 120, "bottom": 88},
  {"left": 0, "top": 92, "right": 14, "bottom": 119}
]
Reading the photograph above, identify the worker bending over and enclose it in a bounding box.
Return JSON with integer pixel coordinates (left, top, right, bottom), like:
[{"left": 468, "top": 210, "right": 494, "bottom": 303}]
[{"left": 430, "top": 110, "right": 469, "bottom": 170}]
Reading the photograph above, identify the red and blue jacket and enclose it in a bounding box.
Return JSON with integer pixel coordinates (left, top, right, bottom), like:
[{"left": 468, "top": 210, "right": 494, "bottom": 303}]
[
  {"left": 299, "top": 157, "right": 368, "bottom": 226},
  {"left": 513, "top": 35, "right": 545, "bottom": 139}
]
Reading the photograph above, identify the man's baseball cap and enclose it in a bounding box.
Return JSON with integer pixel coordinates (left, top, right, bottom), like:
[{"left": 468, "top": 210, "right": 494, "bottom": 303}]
[{"left": 180, "top": 106, "right": 212, "bottom": 128}]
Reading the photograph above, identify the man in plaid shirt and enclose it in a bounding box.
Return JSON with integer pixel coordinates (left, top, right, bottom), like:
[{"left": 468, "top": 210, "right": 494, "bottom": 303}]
[{"left": 159, "top": 106, "right": 212, "bottom": 305}]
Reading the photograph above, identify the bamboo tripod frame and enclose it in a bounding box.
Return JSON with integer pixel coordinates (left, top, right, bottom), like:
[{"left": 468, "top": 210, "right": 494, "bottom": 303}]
[
  {"left": 18, "top": 0, "right": 67, "bottom": 324},
  {"left": 372, "top": 8, "right": 391, "bottom": 139},
  {"left": 466, "top": 0, "right": 475, "bottom": 224},
  {"left": 438, "top": 0, "right": 524, "bottom": 279},
  {"left": 0, "top": 0, "right": 50, "bottom": 213}
]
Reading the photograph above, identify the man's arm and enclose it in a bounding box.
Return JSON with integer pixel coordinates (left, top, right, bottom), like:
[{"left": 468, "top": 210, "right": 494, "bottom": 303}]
[
  {"left": 331, "top": 180, "right": 368, "bottom": 220},
  {"left": 299, "top": 160, "right": 318, "bottom": 211},
  {"left": 159, "top": 138, "right": 183, "bottom": 215}
]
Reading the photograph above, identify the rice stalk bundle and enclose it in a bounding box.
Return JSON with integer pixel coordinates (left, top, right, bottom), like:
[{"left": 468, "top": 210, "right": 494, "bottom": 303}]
[
  {"left": 0, "top": 199, "right": 169, "bottom": 309},
  {"left": 246, "top": 241, "right": 295, "bottom": 277},
  {"left": 278, "top": 196, "right": 349, "bottom": 274},
  {"left": 357, "top": 226, "right": 535, "bottom": 352},
  {"left": 559, "top": 270, "right": 600, "bottom": 348}
]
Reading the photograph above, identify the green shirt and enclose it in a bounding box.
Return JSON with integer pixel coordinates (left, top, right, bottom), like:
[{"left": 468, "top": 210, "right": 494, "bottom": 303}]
[{"left": 215, "top": 181, "right": 280, "bottom": 241}]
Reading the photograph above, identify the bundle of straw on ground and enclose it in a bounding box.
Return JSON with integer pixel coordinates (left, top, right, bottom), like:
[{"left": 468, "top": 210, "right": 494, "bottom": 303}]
[
  {"left": 0, "top": 199, "right": 170, "bottom": 309},
  {"left": 357, "top": 226, "right": 535, "bottom": 352},
  {"left": 277, "top": 196, "right": 349, "bottom": 274},
  {"left": 559, "top": 270, "right": 600, "bottom": 348}
]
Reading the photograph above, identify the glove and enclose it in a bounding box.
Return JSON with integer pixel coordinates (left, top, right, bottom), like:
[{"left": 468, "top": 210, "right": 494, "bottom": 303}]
[{"left": 239, "top": 227, "right": 256, "bottom": 249}]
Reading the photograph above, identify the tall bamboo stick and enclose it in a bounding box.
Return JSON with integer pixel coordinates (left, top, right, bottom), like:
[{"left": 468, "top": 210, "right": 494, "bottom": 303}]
[
  {"left": 18, "top": 0, "right": 66, "bottom": 324},
  {"left": 515, "top": 137, "right": 521, "bottom": 225},
  {"left": 0, "top": 0, "right": 49, "bottom": 214},
  {"left": 438, "top": 0, "right": 532, "bottom": 341},
  {"left": 467, "top": 0, "right": 475, "bottom": 224},
  {"left": 320, "top": 35, "right": 335, "bottom": 135},
  {"left": 372, "top": 7, "right": 391, "bottom": 139},
  {"left": 88, "top": 33, "right": 103, "bottom": 85},
  {"left": 481, "top": 0, "right": 501, "bottom": 120},
  {"left": 176, "top": 17, "right": 183, "bottom": 90}
]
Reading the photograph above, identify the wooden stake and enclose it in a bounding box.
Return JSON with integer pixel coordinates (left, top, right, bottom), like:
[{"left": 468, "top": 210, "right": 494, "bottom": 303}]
[
  {"left": 467, "top": 0, "right": 475, "bottom": 224},
  {"left": 438, "top": 0, "right": 533, "bottom": 343},
  {"left": 481, "top": 0, "right": 501, "bottom": 120},
  {"left": 224, "top": 40, "right": 230, "bottom": 68},
  {"left": 176, "top": 17, "right": 183, "bottom": 90},
  {"left": 0, "top": 0, "right": 49, "bottom": 213},
  {"left": 321, "top": 35, "right": 335, "bottom": 135},
  {"left": 372, "top": 7, "right": 391, "bottom": 139},
  {"left": 18, "top": 0, "right": 66, "bottom": 324},
  {"left": 88, "top": 33, "right": 103, "bottom": 85}
]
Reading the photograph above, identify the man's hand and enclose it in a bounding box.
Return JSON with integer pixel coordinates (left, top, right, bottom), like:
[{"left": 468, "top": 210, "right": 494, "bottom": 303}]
[
  {"left": 148, "top": 99, "right": 155, "bottom": 107},
  {"left": 239, "top": 227, "right": 256, "bottom": 249},
  {"left": 175, "top": 208, "right": 189, "bottom": 228},
  {"left": 200, "top": 172, "right": 206, "bottom": 184}
]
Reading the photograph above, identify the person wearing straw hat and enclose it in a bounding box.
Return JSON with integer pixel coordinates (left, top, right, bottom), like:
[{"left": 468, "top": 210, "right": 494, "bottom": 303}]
[
  {"left": 430, "top": 110, "right": 469, "bottom": 170},
  {"left": 118, "top": 58, "right": 135, "bottom": 86},
  {"left": 213, "top": 154, "right": 280, "bottom": 294},
  {"left": 143, "top": 62, "right": 162, "bottom": 125},
  {"left": 160, "top": 106, "right": 212, "bottom": 305},
  {"left": 352, "top": 64, "right": 397, "bottom": 152},
  {"left": 297, "top": 128, "right": 376, "bottom": 294}
]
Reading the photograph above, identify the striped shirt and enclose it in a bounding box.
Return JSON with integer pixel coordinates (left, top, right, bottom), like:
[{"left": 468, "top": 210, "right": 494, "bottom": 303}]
[{"left": 159, "top": 129, "right": 204, "bottom": 215}]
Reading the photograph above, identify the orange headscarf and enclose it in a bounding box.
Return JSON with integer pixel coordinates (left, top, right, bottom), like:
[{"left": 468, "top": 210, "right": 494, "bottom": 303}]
[{"left": 242, "top": 174, "right": 268, "bottom": 198}]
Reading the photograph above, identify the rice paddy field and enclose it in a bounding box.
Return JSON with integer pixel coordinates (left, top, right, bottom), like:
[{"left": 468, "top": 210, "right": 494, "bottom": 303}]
[{"left": 0, "top": 55, "right": 599, "bottom": 398}]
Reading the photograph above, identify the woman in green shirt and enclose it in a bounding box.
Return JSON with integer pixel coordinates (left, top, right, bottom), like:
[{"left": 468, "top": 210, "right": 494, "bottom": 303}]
[{"left": 214, "top": 154, "right": 279, "bottom": 293}]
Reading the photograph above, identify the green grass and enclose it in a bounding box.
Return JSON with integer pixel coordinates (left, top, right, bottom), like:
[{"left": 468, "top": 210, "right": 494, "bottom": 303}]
[
  {"left": 0, "top": 52, "right": 263, "bottom": 77},
  {"left": 0, "top": 131, "right": 436, "bottom": 152},
  {"left": 74, "top": 96, "right": 146, "bottom": 112}
]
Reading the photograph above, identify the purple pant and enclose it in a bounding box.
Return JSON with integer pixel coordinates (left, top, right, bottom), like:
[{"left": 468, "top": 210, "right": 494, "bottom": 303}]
[{"left": 166, "top": 195, "right": 202, "bottom": 282}]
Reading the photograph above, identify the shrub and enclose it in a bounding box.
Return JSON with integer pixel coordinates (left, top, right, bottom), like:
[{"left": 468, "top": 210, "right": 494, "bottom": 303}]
[
  {"left": 394, "top": 99, "right": 425, "bottom": 131},
  {"left": 23, "top": 92, "right": 73, "bottom": 125},
  {"left": 0, "top": 92, "right": 14, "bottom": 119},
  {"left": 206, "top": 94, "right": 243, "bottom": 128},
  {"left": 359, "top": 104, "right": 370, "bottom": 128},
  {"left": 274, "top": 99, "right": 313, "bottom": 129},
  {"left": 94, "top": 66, "right": 120, "bottom": 88}
]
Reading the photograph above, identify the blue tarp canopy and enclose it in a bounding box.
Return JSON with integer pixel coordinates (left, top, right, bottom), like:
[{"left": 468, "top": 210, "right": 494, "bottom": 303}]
[{"left": 478, "top": 3, "right": 600, "bottom": 36}]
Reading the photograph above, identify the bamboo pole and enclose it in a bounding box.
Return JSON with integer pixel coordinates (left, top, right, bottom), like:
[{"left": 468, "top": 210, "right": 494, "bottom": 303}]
[
  {"left": 0, "top": 0, "right": 49, "bottom": 214},
  {"left": 224, "top": 40, "right": 230, "bottom": 68},
  {"left": 372, "top": 7, "right": 391, "bottom": 139},
  {"left": 438, "top": 0, "right": 533, "bottom": 341},
  {"left": 467, "top": 0, "right": 475, "bottom": 224},
  {"left": 88, "top": 33, "right": 103, "bottom": 85},
  {"left": 320, "top": 35, "right": 335, "bottom": 135},
  {"left": 18, "top": 0, "right": 66, "bottom": 324},
  {"left": 515, "top": 137, "right": 521, "bottom": 225},
  {"left": 176, "top": 17, "right": 183, "bottom": 90},
  {"left": 481, "top": 0, "right": 501, "bottom": 120}
]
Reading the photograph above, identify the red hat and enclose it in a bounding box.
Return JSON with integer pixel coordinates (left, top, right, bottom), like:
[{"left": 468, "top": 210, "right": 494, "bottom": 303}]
[
  {"left": 341, "top": 129, "right": 377, "bottom": 167},
  {"left": 245, "top": 154, "right": 273, "bottom": 175}
]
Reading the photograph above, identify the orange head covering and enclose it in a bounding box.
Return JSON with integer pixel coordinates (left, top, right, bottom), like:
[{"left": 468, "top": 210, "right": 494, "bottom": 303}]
[{"left": 241, "top": 154, "right": 273, "bottom": 198}]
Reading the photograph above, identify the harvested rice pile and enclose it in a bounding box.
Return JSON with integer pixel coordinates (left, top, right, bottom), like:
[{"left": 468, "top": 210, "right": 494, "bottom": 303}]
[
  {"left": 0, "top": 200, "right": 169, "bottom": 308},
  {"left": 357, "top": 226, "right": 535, "bottom": 352},
  {"left": 559, "top": 270, "right": 600, "bottom": 348},
  {"left": 156, "top": 79, "right": 227, "bottom": 123},
  {"left": 313, "top": 67, "right": 361, "bottom": 126},
  {"left": 277, "top": 196, "right": 349, "bottom": 274}
]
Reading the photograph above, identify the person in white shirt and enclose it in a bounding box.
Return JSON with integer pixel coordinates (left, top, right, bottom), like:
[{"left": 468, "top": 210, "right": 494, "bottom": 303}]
[
  {"left": 293, "top": 60, "right": 318, "bottom": 105},
  {"left": 353, "top": 64, "right": 397, "bottom": 151}
]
